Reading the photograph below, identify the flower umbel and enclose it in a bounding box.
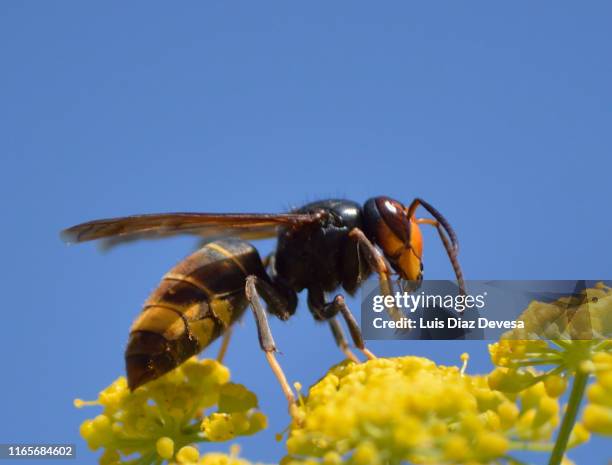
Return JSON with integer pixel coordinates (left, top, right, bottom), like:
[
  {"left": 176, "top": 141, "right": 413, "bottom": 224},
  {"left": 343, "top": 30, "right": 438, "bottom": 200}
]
[
  {"left": 75, "top": 358, "right": 267, "bottom": 464},
  {"left": 75, "top": 285, "right": 611, "bottom": 465},
  {"left": 488, "top": 283, "right": 612, "bottom": 384},
  {"left": 487, "top": 284, "right": 612, "bottom": 465},
  {"left": 283, "top": 356, "right": 562, "bottom": 465}
]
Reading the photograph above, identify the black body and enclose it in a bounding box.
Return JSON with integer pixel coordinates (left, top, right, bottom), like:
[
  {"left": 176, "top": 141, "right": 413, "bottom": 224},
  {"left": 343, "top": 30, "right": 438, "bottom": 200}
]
[
  {"left": 275, "top": 200, "right": 366, "bottom": 291},
  {"left": 268, "top": 199, "right": 378, "bottom": 321}
]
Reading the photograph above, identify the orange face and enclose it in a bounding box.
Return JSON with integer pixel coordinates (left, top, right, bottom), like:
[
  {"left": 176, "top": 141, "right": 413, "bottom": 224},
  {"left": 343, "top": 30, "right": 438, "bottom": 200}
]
[{"left": 368, "top": 197, "right": 424, "bottom": 282}]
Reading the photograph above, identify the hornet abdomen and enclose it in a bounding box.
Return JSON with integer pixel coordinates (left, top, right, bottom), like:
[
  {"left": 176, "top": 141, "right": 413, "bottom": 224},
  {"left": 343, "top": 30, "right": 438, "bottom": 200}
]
[{"left": 125, "top": 238, "right": 267, "bottom": 390}]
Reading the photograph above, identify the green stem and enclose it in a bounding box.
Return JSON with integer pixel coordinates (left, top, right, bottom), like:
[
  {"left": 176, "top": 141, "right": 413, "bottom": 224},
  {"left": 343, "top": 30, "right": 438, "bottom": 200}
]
[
  {"left": 547, "top": 369, "right": 589, "bottom": 465},
  {"left": 509, "top": 441, "right": 553, "bottom": 452},
  {"left": 550, "top": 340, "right": 573, "bottom": 351},
  {"left": 133, "top": 452, "right": 157, "bottom": 465},
  {"left": 513, "top": 359, "right": 563, "bottom": 367}
]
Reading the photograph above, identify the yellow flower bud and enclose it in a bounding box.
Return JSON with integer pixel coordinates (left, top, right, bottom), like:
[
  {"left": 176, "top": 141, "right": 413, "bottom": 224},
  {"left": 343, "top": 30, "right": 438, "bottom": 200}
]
[
  {"left": 155, "top": 436, "right": 175, "bottom": 459},
  {"left": 322, "top": 451, "right": 342, "bottom": 465},
  {"left": 79, "top": 420, "right": 96, "bottom": 442},
  {"left": 231, "top": 412, "right": 251, "bottom": 435},
  {"left": 587, "top": 382, "right": 612, "bottom": 408},
  {"left": 544, "top": 374, "right": 567, "bottom": 398},
  {"left": 202, "top": 413, "right": 235, "bottom": 441},
  {"left": 598, "top": 372, "right": 612, "bottom": 390},
  {"left": 352, "top": 442, "right": 380, "bottom": 465},
  {"left": 517, "top": 409, "right": 537, "bottom": 440},
  {"left": 176, "top": 445, "right": 199, "bottom": 464},
  {"left": 93, "top": 414, "right": 111, "bottom": 431},
  {"left": 475, "top": 432, "right": 509, "bottom": 459},
  {"left": 533, "top": 396, "right": 560, "bottom": 427},
  {"left": 520, "top": 382, "right": 547, "bottom": 411},
  {"left": 498, "top": 402, "right": 520, "bottom": 427},
  {"left": 246, "top": 411, "right": 268, "bottom": 435},
  {"left": 484, "top": 411, "right": 502, "bottom": 430},
  {"left": 582, "top": 404, "right": 612, "bottom": 435},
  {"left": 443, "top": 434, "right": 470, "bottom": 461},
  {"left": 568, "top": 423, "right": 591, "bottom": 447}
]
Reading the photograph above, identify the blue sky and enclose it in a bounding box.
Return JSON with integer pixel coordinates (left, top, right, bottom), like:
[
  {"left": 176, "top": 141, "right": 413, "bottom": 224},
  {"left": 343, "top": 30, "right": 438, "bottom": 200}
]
[{"left": 1, "top": 2, "right": 610, "bottom": 464}]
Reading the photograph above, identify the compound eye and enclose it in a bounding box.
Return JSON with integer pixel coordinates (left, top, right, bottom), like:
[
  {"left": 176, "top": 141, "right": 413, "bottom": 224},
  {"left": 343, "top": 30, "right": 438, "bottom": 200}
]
[{"left": 375, "top": 197, "right": 411, "bottom": 243}]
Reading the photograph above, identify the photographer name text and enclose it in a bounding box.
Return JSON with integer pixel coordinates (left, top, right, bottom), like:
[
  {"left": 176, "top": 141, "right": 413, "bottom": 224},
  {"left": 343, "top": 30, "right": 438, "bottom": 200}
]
[{"left": 371, "top": 316, "right": 524, "bottom": 330}]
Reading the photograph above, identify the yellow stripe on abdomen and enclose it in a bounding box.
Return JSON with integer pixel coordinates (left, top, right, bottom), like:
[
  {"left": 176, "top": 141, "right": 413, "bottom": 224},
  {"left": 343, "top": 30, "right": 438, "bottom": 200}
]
[
  {"left": 130, "top": 306, "right": 186, "bottom": 341},
  {"left": 189, "top": 317, "right": 219, "bottom": 349}
]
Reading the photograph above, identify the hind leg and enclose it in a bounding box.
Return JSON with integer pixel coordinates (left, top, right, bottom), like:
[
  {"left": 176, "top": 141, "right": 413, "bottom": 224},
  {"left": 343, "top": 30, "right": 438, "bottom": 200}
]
[
  {"left": 245, "top": 275, "right": 297, "bottom": 415},
  {"left": 216, "top": 327, "right": 232, "bottom": 363},
  {"left": 329, "top": 318, "right": 360, "bottom": 363}
]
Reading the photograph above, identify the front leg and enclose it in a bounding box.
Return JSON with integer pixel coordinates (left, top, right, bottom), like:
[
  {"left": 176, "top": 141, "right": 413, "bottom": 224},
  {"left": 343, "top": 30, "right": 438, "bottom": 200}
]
[
  {"left": 407, "top": 198, "right": 465, "bottom": 295},
  {"left": 347, "top": 228, "right": 396, "bottom": 296},
  {"left": 345, "top": 228, "right": 404, "bottom": 323}
]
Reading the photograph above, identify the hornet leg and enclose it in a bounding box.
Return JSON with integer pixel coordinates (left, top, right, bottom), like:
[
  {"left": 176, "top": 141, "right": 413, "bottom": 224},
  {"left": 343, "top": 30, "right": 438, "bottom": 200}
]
[
  {"left": 328, "top": 295, "right": 376, "bottom": 360},
  {"left": 347, "top": 228, "right": 404, "bottom": 323},
  {"left": 216, "top": 327, "right": 232, "bottom": 363},
  {"left": 408, "top": 197, "right": 465, "bottom": 295},
  {"left": 308, "top": 287, "right": 376, "bottom": 360},
  {"left": 329, "top": 318, "right": 360, "bottom": 363},
  {"left": 348, "top": 228, "right": 395, "bottom": 296},
  {"left": 245, "top": 275, "right": 297, "bottom": 415}
]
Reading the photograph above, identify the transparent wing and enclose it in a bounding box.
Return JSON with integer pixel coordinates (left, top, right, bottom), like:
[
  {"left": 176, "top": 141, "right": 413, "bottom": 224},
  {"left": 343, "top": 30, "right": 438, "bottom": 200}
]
[{"left": 61, "top": 212, "right": 325, "bottom": 248}]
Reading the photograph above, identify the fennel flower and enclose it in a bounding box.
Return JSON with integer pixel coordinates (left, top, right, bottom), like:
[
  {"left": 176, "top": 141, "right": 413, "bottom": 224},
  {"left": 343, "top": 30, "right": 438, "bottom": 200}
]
[
  {"left": 283, "top": 356, "right": 561, "bottom": 465},
  {"left": 488, "top": 283, "right": 612, "bottom": 465},
  {"left": 75, "top": 358, "right": 267, "bottom": 464}
]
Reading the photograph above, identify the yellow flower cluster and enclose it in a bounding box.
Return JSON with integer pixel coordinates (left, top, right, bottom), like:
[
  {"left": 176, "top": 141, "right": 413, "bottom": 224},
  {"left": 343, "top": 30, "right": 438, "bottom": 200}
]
[
  {"left": 76, "top": 285, "right": 611, "bottom": 465},
  {"left": 506, "top": 283, "right": 612, "bottom": 341},
  {"left": 76, "top": 358, "right": 267, "bottom": 465},
  {"left": 488, "top": 284, "right": 612, "bottom": 393},
  {"left": 282, "top": 356, "right": 562, "bottom": 465},
  {"left": 498, "top": 283, "right": 610, "bottom": 348},
  {"left": 582, "top": 352, "right": 612, "bottom": 435},
  {"left": 485, "top": 284, "right": 612, "bottom": 465},
  {"left": 160, "top": 444, "right": 266, "bottom": 465}
]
